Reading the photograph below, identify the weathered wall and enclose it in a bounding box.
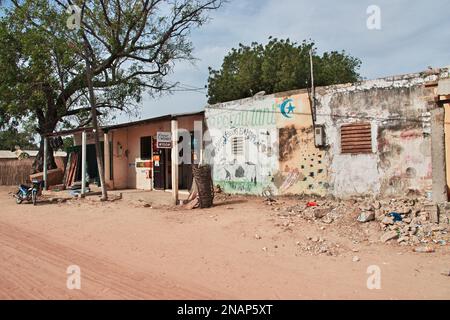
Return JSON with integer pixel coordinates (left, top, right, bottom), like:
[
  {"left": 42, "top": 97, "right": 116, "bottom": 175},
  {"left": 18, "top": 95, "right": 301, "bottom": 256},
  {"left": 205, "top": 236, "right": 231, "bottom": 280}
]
[
  {"left": 205, "top": 96, "right": 279, "bottom": 195},
  {"left": 274, "top": 92, "right": 328, "bottom": 196},
  {"left": 206, "top": 71, "right": 447, "bottom": 198},
  {"left": 109, "top": 115, "right": 203, "bottom": 189},
  {"left": 205, "top": 91, "right": 328, "bottom": 196},
  {"left": 445, "top": 103, "right": 450, "bottom": 192},
  {"left": 315, "top": 73, "right": 440, "bottom": 198}
]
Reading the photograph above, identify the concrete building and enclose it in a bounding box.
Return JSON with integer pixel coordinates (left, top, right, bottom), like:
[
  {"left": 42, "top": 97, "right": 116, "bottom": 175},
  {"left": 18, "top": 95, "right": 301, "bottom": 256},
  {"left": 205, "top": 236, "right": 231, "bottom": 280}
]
[
  {"left": 204, "top": 68, "right": 450, "bottom": 202},
  {"left": 72, "top": 111, "right": 204, "bottom": 191}
]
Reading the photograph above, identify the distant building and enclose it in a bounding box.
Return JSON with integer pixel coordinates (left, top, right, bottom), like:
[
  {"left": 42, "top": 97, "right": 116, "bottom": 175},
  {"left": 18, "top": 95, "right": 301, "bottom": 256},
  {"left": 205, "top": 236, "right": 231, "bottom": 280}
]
[{"left": 0, "top": 150, "right": 67, "bottom": 185}]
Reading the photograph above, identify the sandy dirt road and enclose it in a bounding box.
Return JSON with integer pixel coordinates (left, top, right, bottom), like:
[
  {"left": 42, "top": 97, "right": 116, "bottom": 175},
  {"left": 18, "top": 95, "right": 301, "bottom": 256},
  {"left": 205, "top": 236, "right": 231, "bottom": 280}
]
[{"left": 0, "top": 187, "right": 449, "bottom": 299}]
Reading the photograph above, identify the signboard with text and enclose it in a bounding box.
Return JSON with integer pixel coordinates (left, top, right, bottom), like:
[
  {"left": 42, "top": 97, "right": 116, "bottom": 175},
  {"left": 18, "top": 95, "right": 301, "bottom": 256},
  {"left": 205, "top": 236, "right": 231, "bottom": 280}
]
[{"left": 156, "top": 132, "right": 172, "bottom": 148}]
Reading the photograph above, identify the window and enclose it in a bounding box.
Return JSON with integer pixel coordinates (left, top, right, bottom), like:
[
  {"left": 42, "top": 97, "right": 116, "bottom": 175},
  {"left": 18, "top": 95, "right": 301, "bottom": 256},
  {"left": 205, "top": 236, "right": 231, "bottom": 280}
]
[
  {"left": 140, "top": 136, "right": 152, "bottom": 160},
  {"left": 340, "top": 123, "right": 372, "bottom": 154},
  {"left": 231, "top": 136, "right": 244, "bottom": 156}
]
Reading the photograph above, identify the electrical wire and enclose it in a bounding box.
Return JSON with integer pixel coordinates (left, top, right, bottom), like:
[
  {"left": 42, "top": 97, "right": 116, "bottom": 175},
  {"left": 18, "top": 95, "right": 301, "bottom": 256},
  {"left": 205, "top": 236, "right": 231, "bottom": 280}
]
[
  {"left": 167, "top": 81, "right": 207, "bottom": 93},
  {"left": 161, "top": 82, "right": 432, "bottom": 124}
]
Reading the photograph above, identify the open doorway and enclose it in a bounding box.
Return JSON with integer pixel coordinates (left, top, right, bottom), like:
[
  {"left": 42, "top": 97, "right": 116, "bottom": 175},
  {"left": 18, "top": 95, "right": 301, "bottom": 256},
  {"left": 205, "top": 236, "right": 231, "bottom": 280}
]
[{"left": 152, "top": 133, "right": 194, "bottom": 190}]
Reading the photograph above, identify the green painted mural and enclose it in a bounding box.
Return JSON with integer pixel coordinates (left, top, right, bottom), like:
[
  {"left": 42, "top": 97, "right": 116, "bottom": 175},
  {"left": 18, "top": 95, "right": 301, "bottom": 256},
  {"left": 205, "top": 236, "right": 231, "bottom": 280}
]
[{"left": 206, "top": 105, "right": 277, "bottom": 129}]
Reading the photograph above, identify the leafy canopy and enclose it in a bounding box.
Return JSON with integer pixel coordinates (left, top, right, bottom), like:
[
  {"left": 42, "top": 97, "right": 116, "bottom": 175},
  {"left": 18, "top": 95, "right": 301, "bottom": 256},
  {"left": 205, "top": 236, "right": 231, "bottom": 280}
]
[
  {"left": 207, "top": 38, "right": 362, "bottom": 104},
  {"left": 0, "top": 0, "right": 223, "bottom": 170},
  {"left": 0, "top": 0, "right": 224, "bottom": 132}
]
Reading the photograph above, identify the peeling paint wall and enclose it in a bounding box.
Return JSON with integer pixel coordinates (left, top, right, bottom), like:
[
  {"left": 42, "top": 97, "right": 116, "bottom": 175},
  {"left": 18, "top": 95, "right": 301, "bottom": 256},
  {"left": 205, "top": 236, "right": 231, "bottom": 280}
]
[
  {"left": 205, "top": 97, "right": 279, "bottom": 196},
  {"left": 206, "top": 70, "right": 448, "bottom": 198},
  {"left": 205, "top": 91, "right": 329, "bottom": 196},
  {"left": 274, "top": 93, "right": 329, "bottom": 196},
  {"left": 315, "top": 72, "right": 442, "bottom": 198}
]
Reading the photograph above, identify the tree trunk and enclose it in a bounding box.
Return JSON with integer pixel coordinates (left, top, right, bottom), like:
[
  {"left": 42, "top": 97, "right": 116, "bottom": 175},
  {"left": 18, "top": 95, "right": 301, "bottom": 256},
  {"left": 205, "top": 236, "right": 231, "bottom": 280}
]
[
  {"left": 84, "top": 42, "right": 107, "bottom": 201},
  {"left": 32, "top": 135, "right": 57, "bottom": 174}
]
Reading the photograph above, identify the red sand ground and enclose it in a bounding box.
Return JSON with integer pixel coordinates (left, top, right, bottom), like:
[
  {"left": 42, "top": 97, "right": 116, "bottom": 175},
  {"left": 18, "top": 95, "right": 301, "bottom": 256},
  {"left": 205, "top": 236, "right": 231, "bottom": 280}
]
[{"left": 0, "top": 186, "right": 448, "bottom": 299}]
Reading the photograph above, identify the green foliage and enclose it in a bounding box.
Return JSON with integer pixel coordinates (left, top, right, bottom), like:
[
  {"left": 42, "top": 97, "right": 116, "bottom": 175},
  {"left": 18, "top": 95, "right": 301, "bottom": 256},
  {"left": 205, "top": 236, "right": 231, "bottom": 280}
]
[
  {"left": 62, "top": 136, "right": 74, "bottom": 150},
  {"left": 207, "top": 38, "right": 362, "bottom": 104},
  {"left": 0, "top": 0, "right": 223, "bottom": 170},
  {"left": 0, "top": 127, "right": 37, "bottom": 150}
]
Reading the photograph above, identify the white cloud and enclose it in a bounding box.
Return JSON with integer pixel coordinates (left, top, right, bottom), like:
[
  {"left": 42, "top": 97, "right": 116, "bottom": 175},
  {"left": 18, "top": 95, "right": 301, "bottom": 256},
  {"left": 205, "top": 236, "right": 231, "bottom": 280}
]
[{"left": 119, "top": 0, "right": 450, "bottom": 122}]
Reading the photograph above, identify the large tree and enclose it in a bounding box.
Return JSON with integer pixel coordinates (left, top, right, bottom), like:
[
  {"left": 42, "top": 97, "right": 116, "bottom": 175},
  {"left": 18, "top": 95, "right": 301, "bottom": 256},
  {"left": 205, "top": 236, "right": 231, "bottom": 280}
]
[
  {"left": 207, "top": 38, "right": 362, "bottom": 104},
  {"left": 0, "top": 0, "right": 223, "bottom": 174},
  {"left": 0, "top": 127, "right": 37, "bottom": 150}
]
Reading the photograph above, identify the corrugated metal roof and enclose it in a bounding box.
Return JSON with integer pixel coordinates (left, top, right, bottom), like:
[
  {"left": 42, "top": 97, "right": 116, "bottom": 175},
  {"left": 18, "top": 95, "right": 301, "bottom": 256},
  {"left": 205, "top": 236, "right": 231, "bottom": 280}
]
[
  {"left": 0, "top": 150, "right": 67, "bottom": 159},
  {"left": 437, "top": 79, "right": 450, "bottom": 95}
]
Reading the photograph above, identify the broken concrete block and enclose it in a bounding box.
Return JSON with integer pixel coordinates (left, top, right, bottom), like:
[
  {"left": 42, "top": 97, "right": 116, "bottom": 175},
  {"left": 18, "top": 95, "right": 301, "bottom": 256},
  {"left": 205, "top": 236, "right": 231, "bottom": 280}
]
[
  {"left": 357, "top": 211, "right": 375, "bottom": 223},
  {"left": 313, "top": 208, "right": 328, "bottom": 219},
  {"left": 380, "top": 230, "right": 399, "bottom": 243},
  {"left": 381, "top": 216, "right": 395, "bottom": 225},
  {"left": 413, "top": 246, "right": 435, "bottom": 253},
  {"left": 423, "top": 204, "right": 438, "bottom": 223}
]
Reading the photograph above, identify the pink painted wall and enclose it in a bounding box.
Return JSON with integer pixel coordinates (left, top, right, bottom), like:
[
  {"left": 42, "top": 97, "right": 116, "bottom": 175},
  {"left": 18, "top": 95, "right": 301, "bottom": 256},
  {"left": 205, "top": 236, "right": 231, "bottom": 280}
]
[{"left": 110, "top": 114, "right": 203, "bottom": 189}]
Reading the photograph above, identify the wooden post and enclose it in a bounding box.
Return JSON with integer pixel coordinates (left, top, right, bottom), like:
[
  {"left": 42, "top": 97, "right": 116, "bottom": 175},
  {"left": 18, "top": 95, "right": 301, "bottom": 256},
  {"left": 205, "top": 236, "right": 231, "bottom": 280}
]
[
  {"left": 43, "top": 137, "right": 48, "bottom": 190},
  {"left": 81, "top": 131, "right": 87, "bottom": 196},
  {"left": 194, "top": 119, "right": 204, "bottom": 165},
  {"left": 171, "top": 119, "right": 179, "bottom": 205}
]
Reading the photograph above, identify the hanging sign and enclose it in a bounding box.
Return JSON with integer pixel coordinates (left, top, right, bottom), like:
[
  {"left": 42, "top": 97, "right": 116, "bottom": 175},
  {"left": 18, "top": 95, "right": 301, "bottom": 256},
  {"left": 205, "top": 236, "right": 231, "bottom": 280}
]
[{"left": 157, "top": 132, "right": 172, "bottom": 148}]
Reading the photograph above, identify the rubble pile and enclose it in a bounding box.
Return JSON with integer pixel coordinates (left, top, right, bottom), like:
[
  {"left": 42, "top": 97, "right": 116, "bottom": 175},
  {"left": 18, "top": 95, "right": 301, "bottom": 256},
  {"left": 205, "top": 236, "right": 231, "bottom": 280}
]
[
  {"left": 265, "top": 196, "right": 450, "bottom": 248},
  {"left": 296, "top": 236, "right": 341, "bottom": 256},
  {"left": 268, "top": 198, "right": 353, "bottom": 226},
  {"left": 367, "top": 198, "right": 449, "bottom": 247}
]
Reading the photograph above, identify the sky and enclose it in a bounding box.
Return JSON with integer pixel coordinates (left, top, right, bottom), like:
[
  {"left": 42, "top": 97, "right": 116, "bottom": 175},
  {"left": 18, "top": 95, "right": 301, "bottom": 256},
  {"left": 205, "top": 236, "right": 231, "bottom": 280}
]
[
  {"left": 4, "top": 0, "right": 450, "bottom": 124},
  {"left": 127, "top": 0, "right": 450, "bottom": 123}
]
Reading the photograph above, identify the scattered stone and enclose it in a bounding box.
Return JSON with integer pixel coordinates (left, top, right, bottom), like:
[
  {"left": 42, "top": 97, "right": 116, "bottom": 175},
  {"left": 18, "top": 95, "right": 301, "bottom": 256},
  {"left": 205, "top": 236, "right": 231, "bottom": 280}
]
[
  {"left": 352, "top": 256, "right": 360, "bottom": 262},
  {"left": 255, "top": 234, "right": 262, "bottom": 240},
  {"left": 313, "top": 208, "right": 328, "bottom": 219},
  {"left": 322, "top": 217, "right": 333, "bottom": 224},
  {"left": 431, "top": 225, "right": 445, "bottom": 232},
  {"left": 357, "top": 211, "right": 375, "bottom": 223},
  {"left": 264, "top": 197, "right": 276, "bottom": 203},
  {"left": 372, "top": 201, "right": 382, "bottom": 210},
  {"left": 318, "top": 246, "right": 328, "bottom": 254},
  {"left": 381, "top": 216, "right": 395, "bottom": 225},
  {"left": 403, "top": 218, "right": 412, "bottom": 224},
  {"left": 272, "top": 196, "right": 448, "bottom": 250},
  {"left": 380, "top": 230, "right": 399, "bottom": 243},
  {"left": 413, "top": 246, "right": 435, "bottom": 253},
  {"left": 262, "top": 247, "right": 267, "bottom": 252},
  {"left": 359, "top": 203, "right": 372, "bottom": 211},
  {"left": 441, "top": 269, "right": 450, "bottom": 276}
]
